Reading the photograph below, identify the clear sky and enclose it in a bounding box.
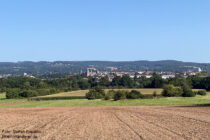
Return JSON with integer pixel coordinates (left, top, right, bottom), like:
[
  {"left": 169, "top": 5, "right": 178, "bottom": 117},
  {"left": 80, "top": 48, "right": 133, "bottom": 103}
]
[{"left": 0, "top": 0, "right": 210, "bottom": 63}]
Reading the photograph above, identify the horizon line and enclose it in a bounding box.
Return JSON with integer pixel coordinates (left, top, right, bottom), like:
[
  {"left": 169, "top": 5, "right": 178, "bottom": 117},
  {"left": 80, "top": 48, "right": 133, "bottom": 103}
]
[{"left": 0, "top": 59, "right": 209, "bottom": 64}]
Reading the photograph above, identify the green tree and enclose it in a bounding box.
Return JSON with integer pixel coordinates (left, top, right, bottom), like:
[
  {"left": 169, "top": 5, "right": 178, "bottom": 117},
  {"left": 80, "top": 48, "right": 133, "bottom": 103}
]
[
  {"left": 120, "top": 75, "right": 134, "bottom": 88},
  {"left": 105, "top": 90, "right": 115, "bottom": 100},
  {"left": 78, "top": 79, "right": 90, "bottom": 90},
  {"left": 127, "top": 90, "right": 143, "bottom": 99},
  {"left": 182, "top": 84, "right": 195, "bottom": 97},
  {"left": 151, "top": 73, "right": 163, "bottom": 88},
  {"left": 111, "top": 75, "right": 121, "bottom": 87},
  {"left": 19, "top": 90, "right": 38, "bottom": 98},
  {"left": 162, "top": 84, "right": 183, "bottom": 97},
  {"left": 114, "top": 90, "right": 128, "bottom": 101},
  {"left": 88, "top": 77, "right": 98, "bottom": 88},
  {"left": 99, "top": 76, "right": 110, "bottom": 87},
  {"left": 169, "top": 74, "right": 186, "bottom": 87},
  {"left": 203, "top": 77, "right": 210, "bottom": 91},
  {"left": 86, "top": 86, "right": 105, "bottom": 100},
  {"left": 38, "top": 81, "right": 47, "bottom": 88},
  {"left": 6, "top": 88, "right": 21, "bottom": 99}
]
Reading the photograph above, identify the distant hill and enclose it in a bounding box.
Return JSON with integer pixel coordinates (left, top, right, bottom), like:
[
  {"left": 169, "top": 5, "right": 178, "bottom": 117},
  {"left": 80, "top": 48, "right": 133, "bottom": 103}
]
[{"left": 0, "top": 60, "right": 209, "bottom": 75}]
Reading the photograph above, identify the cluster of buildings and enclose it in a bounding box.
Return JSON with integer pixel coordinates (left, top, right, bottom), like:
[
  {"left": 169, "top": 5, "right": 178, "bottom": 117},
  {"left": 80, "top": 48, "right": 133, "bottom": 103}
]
[
  {"left": 23, "top": 73, "right": 36, "bottom": 78},
  {"left": 0, "top": 66, "right": 205, "bottom": 80},
  {"left": 0, "top": 74, "right": 12, "bottom": 78},
  {"left": 84, "top": 67, "right": 204, "bottom": 81}
]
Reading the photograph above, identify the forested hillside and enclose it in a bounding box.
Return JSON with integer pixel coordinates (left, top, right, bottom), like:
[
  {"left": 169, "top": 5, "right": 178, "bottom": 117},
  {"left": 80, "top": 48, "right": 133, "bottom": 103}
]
[{"left": 0, "top": 60, "right": 209, "bottom": 75}]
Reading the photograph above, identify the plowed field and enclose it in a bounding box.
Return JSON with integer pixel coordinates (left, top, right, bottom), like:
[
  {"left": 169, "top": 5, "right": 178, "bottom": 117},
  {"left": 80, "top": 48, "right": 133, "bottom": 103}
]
[{"left": 0, "top": 106, "right": 210, "bottom": 140}]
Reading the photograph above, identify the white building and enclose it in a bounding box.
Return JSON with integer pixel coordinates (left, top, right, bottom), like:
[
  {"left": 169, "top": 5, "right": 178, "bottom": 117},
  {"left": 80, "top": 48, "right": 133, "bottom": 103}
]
[
  {"left": 146, "top": 75, "right": 152, "bottom": 79},
  {"left": 162, "top": 75, "right": 175, "bottom": 79}
]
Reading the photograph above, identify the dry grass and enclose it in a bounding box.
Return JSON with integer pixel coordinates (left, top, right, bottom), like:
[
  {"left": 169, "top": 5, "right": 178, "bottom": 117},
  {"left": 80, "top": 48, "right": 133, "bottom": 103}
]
[
  {"left": 105, "top": 88, "right": 163, "bottom": 95},
  {"left": 43, "top": 88, "right": 163, "bottom": 97},
  {"left": 0, "top": 93, "right": 6, "bottom": 99},
  {"left": 43, "top": 90, "right": 89, "bottom": 97},
  {"left": 40, "top": 88, "right": 204, "bottom": 98}
]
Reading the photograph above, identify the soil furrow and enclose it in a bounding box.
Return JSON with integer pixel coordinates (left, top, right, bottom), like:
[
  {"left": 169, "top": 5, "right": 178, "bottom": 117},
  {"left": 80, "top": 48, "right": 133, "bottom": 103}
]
[{"left": 0, "top": 106, "right": 209, "bottom": 140}]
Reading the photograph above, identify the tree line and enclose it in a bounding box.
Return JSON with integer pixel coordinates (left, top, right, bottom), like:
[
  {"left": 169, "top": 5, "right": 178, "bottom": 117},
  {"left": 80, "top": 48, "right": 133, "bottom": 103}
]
[
  {"left": 0, "top": 73, "right": 209, "bottom": 99},
  {"left": 85, "top": 86, "right": 207, "bottom": 101}
]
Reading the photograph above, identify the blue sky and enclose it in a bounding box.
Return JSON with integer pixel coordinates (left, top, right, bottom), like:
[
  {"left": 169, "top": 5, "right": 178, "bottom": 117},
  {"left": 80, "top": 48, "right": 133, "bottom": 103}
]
[{"left": 0, "top": 0, "right": 210, "bottom": 62}]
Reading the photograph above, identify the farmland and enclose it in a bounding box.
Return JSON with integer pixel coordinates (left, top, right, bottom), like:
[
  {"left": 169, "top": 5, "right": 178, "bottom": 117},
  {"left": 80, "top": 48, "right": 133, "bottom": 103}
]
[
  {"left": 41, "top": 88, "right": 163, "bottom": 97},
  {"left": 1, "top": 89, "right": 210, "bottom": 139},
  {"left": 0, "top": 89, "right": 210, "bottom": 108},
  {"left": 36, "top": 88, "right": 201, "bottom": 98},
  {"left": 0, "top": 106, "right": 210, "bottom": 140}
]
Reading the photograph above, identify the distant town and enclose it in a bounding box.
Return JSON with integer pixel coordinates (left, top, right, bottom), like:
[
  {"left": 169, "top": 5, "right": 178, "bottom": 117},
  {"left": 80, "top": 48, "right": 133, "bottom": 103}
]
[
  {"left": 0, "top": 65, "right": 206, "bottom": 81},
  {"left": 0, "top": 60, "right": 210, "bottom": 82},
  {"left": 0, "top": 65, "right": 207, "bottom": 80},
  {"left": 83, "top": 66, "right": 207, "bottom": 81}
]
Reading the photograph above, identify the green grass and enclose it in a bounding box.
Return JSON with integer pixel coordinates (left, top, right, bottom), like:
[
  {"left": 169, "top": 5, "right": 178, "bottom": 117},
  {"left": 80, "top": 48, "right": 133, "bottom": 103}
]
[
  {"left": 0, "top": 93, "right": 27, "bottom": 104},
  {"left": 0, "top": 93, "right": 6, "bottom": 99},
  {"left": 0, "top": 92, "right": 210, "bottom": 108}
]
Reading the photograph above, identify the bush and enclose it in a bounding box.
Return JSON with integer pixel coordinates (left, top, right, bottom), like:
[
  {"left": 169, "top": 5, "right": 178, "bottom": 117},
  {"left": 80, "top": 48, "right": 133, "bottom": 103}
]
[
  {"left": 114, "top": 90, "right": 128, "bottom": 101},
  {"left": 126, "top": 90, "right": 143, "bottom": 99},
  {"left": 0, "top": 87, "right": 6, "bottom": 93},
  {"left": 196, "top": 90, "right": 207, "bottom": 96},
  {"left": 173, "top": 87, "right": 183, "bottom": 97},
  {"left": 6, "top": 88, "right": 21, "bottom": 99},
  {"left": 49, "top": 88, "right": 59, "bottom": 94},
  {"left": 63, "top": 88, "right": 72, "bottom": 92},
  {"left": 162, "top": 84, "right": 183, "bottom": 97},
  {"left": 19, "top": 90, "right": 38, "bottom": 98},
  {"left": 182, "top": 90, "right": 195, "bottom": 97},
  {"left": 153, "top": 91, "right": 157, "bottom": 97},
  {"left": 36, "top": 88, "right": 59, "bottom": 96},
  {"left": 86, "top": 86, "right": 105, "bottom": 100},
  {"left": 6, "top": 88, "right": 59, "bottom": 99},
  {"left": 105, "top": 90, "right": 115, "bottom": 100},
  {"left": 182, "top": 85, "right": 195, "bottom": 97},
  {"left": 36, "top": 89, "right": 50, "bottom": 96}
]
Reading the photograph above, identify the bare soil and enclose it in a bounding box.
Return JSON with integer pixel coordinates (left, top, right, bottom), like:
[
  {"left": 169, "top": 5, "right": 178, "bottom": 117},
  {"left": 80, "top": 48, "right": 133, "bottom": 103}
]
[{"left": 0, "top": 106, "right": 210, "bottom": 140}]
